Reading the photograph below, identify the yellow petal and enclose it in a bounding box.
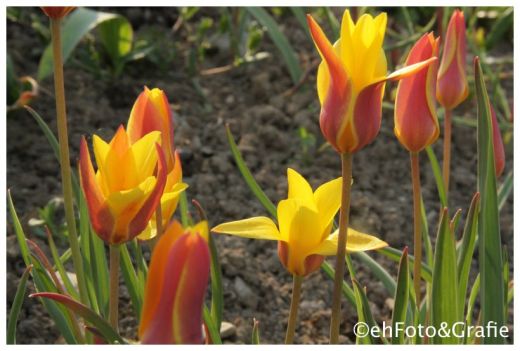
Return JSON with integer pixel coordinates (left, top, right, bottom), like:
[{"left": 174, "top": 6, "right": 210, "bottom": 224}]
[
  {"left": 212, "top": 217, "right": 281, "bottom": 241},
  {"left": 278, "top": 198, "right": 322, "bottom": 250},
  {"left": 312, "top": 227, "right": 388, "bottom": 255},
  {"left": 131, "top": 131, "right": 162, "bottom": 181},
  {"left": 106, "top": 176, "right": 156, "bottom": 217},
  {"left": 287, "top": 168, "right": 314, "bottom": 206},
  {"left": 313, "top": 176, "right": 342, "bottom": 234}
]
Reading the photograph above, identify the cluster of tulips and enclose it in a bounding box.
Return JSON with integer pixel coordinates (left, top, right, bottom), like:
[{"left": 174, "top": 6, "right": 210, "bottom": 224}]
[{"left": 8, "top": 6, "right": 510, "bottom": 345}]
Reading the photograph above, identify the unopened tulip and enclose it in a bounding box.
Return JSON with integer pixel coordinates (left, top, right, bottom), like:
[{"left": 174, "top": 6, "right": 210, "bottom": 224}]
[
  {"left": 41, "top": 7, "right": 75, "bottom": 19},
  {"left": 127, "top": 87, "right": 188, "bottom": 240},
  {"left": 307, "top": 10, "right": 436, "bottom": 154},
  {"left": 490, "top": 104, "right": 506, "bottom": 177},
  {"left": 139, "top": 220, "right": 210, "bottom": 344},
  {"left": 395, "top": 33, "right": 440, "bottom": 152},
  {"left": 212, "top": 169, "right": 387, "bottom": 276},
  {"left": 437, "top": 10, "right": 468, "bottom": 109},
  {"left": 79, "top": 126, "right": 167, "bottom": 244}
]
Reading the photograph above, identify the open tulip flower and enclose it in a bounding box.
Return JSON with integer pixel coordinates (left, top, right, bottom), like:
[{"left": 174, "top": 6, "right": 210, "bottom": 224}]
[
  {"left": 139, "top": 220, "right": 210, "bottom": 344},
  {"left": 307, "top": 10, "right": 437, "bottom": 154},
  {"left": 394, "top": 32, "right": 440, "bottom": 153},
  {"left": 127, "top": 87, "right": 188, "bottom": 240},
  {"left": 212, "top": 168, "right": 387, "bottom": 276},
  {"left": 437, "top": 10, "right": 468, "bottom": 110},
  {"left": 79, "top": 126, "right": 167, "bottom": 244}
]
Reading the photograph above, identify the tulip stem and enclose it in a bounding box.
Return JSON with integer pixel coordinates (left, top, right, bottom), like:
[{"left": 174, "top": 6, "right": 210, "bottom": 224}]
[
  {"left": 442, "top": 108, "right": 452, "bottom": 195},
  {"left": 285, "top": 274, "right": 303, "bottom": 344},
  {"left": 410, "top": 152, "right": 422, "bottom": 307},
  {"left": 50, "top": 18, "right": 89, "bottom": 306},
  {"left": 329, "top": 152, "right": 353, "bottom": 344},
  {"left": 109, "top": 244, "right": 120, "bottom": 331}
]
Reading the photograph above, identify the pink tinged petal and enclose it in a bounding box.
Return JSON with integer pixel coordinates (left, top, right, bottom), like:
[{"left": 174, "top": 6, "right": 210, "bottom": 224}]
[
  {"left": 79, "top": 137, "right": 114, "bottom": 242},
  {"left": 140, "top": 233, "right": 210, "bottom": 344},
  {"left": 490, "top": 104, "right": 506, "bottom": 177},
  {"left": 127, "top": 143, "right": 168, "bottom": 241}
]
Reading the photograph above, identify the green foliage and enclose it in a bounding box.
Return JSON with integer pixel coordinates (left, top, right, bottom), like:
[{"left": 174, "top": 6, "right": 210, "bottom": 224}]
[{"left": 7, "top": 265, "right": 33, "bottom": 344}]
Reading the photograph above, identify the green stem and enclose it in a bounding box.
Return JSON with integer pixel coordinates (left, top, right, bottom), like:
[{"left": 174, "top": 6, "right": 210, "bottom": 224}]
[
  {"left": 329, "top": 152, "right": 353, "bottom": 344},
  {"left": 50, "top": 18, "right": 89, "bottom": 306},
  {"left": 109, "top": 244, "right": 120, "bottom": 331},
  {"left": 442, "top": 108, "right": 452, "bottom": 195},
  {"left": 285, "top": 274, "right": 303, "bottom": 344},
  {"left": 410, "top": 152, "right": 422, "bottom": 308}
]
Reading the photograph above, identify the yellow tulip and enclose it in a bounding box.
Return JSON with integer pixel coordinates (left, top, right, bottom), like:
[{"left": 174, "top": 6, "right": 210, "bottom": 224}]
[{"left": 212, "top": 169, "right": 387, "bottom": 276}]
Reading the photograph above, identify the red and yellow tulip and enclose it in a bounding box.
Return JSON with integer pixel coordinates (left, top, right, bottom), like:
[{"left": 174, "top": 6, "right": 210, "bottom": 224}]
[
  {"left": 139, "top": 220, "right": 210, "bottom": 344},
  {"left": 41, "top": 7, "right": 75, "bottom": 18},
  {"left": 307, "top": 10, "right": 436, "bottom": 154},
  {"left": 79, "top": 126, "right": 167, "bottom": 244},
  {"left": 489, "top": 104, "right": 506, "bottom": 177},
  {"left": 437, "top": 10, "right": 468, "bottom": 109},
  {"left": 127, "top": 87, "right": 188, "bottom": 240},
  {"left": 212, "top": 169, "right": 387, "bottom": 276},
  {"left": 394, "top": 33, "right": 440, "bottom": 153}
]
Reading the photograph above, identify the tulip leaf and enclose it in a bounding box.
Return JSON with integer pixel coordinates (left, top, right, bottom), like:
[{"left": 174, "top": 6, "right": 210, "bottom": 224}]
[
  {"left": 38, "top": 8, "right": 122, "bottom": 80},
  {"left": 209, "top": 233, "right": 224, "bottom": 331},
  {"left": 475, "top": 57, "right": 505, "bottom": 344},
  {"left": 354, "top": 252, "right": 396, "bottom": 296},
  {"left": 425, "top": 146, "right": 447, "bottom": 207},
  {"left": 420, "top": 197, "right": 433, "bottom": 267},
  {"left": 456, "top": 193, "right": 480, "bottom": 320},
  {"left": 30, "top": 292, "right": 125, "bottom": 344},
  {"left": 497, "top": 170, "right": 513, "bottom": 211},
  {"left": 47, "top": 230, "right": 79, "bottom": 300},
  {"left": 98, "top": 16, "right": 133, "bottom": 75},
  {"left": 120, "top": 243, "right": 142, "bottom": 321},
  {"left": 245, "top": 7, "right": 302, "bottom": 84},
  {"left": 7, "top": 265, "right": 33, "bottom": 344},
  {"left": 465, "top": 274, "right": 480, "bottom": 332},
  {"left": 251, "top": 318, "right": 261, "bottom": 344},
  {"left": 431, "top": 208, "right": 459, "bottom": 344},
  {"left": 203, "top": 305, "right": 222, "bottom": 344},
  {"left": 391, "top": 248, "right": 409, "bottom": 344},
  {"left": 378, "top": 247, "right": 432, "bottom": 283},
  {"left": 353, "top": 279, "right": 388, "bottom": 345}
]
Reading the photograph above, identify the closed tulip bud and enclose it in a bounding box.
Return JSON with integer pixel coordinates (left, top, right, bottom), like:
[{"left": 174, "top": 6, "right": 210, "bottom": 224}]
[
  {"left": 41, "top": 7, "right": 75, "bottom": 19},
  {"left": 127, "top": 87, "right": 188, "bottom": 240},
  {"left": 307, "top": 10, "right": 436, "bottom": 154},
  {"left": 437, "top": 10, "right": 469, "bottom": 109},
  {"left": 490, "top": 104, "right": 506, "bottom": 177},
  {"left": 79, "top": 126, "right": 167, "bottom": 244},
  {"left": 395, "top": 33, "right": 440, "bottom": 153},
  {"left": 139, "top": 221, "right": 210, "bottom": 344}
]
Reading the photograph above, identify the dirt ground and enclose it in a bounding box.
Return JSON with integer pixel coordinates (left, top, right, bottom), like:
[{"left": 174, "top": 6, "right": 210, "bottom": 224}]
[{"left": 6, "top": 7, "right": 514, "bottom": 344}]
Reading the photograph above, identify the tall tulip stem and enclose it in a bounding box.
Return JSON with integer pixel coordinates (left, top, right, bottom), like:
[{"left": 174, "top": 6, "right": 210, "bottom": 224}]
[
  {"left": 442, "top": 108, "right": 452, "bottom": 194},
  {"left": 50, "top": 18, "right": 89, "bottom": 305},
  {"left": 410, "top": 152, "right": 422, "bottom": 306},
  {"left": 109, "top": 244, "right": 120, "bottom": 331},
  {"left": 329, "top": 152, "right": 353, "bottom": 344},
  {"left": 285, "top": 274, "right": 303, "bottom": 344}
]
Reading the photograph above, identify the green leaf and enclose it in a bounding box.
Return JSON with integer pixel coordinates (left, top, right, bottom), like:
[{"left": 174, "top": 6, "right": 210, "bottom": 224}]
[
  {"left": 7, "top": 53, "right": 20, "bottom": 106},
  {"left": 38, "top": 8, "right": 123, "bottom": 80},
  {"left": 354, "top": 252, "right": 396, "bottom": 296},
  {"left": 47, "top": 230, "right": 79, "bottom": 300},
  {"left": 485, "top": 7, "right": 513, "bottom": 50},
  {"left": 120, "top": 243, "right": 142, "bottom": 322},
  {"left": 30, "top": 292, "right": 125, "bottom": 344},
  {"left": 420, "top": 197, "right": 433, "bottom": 267},
  {"left": 391, "top": 248, "right": 409, "bottom": 344},
  {"left": 290, "top": 7, "right": 309, "bottom": 37},
  {"left": 465, "top": 274, "right": 480, "bottom": 328},
  {"left": 353, "top": 279, "right": 387, "bottom": 345},
  {"left": 456, "top": 193, "right": 480, "bottom": 320},
  {"left": 89, "top": 230, "right": 109, "bottom": 317},
  {"left": 245, "top": 7, "right": 302, "bottom": 84},
  {"left": 251, "top": 318, "right": 260, "bottom": 344},
  {"left": 98, "top": 16, "right": 133, "bottom": 74},
  {"left": 425, "top": 146, "right": 447, "bottom": 207},
  {"left": 209, "top": 234, "right": 224, "bottom": 330},
  {"left": 8, "top": 190, "right": 31, "bottom": 266},
  {"left": 431, "top": 208, "right": 459, "bottom": 344},
  {"left": 475, "top": 57, "right": 505, "bottom": 343},
  {"left": 7, "top": 265, "right": 33, "bottom": 344},
  {"left": 203, "top": 304, "right": 222, "bottom": 344},
  {"left": 378, "top": 247, "right": 432, "bottom": 283},
  {"left": 321, "top": 261, "right": 356, "bottom": 306},
  {"left": 497, "top": 170, "right": 513, "bottom": 211}
]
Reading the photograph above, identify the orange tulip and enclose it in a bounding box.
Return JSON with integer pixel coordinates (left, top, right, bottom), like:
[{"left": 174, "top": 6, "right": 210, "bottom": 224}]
[
  {"left": 139, "top": 220, "right": 210, "bottom": 344},
  {"left": 307, "top": 10, "right": 436, "bottom": 154},
  {"left": 490, "top": 104, "right": 506, "bottom": 177},
  {"left": 41, "top": 7, "right": 75, "bottom": 19},
  {"left": 437, "top": 10, "right": 469, "bottom": 109},
  {"left": 79, "top": 126, "right": 167, "bottom": 244},
  {"left": 127, "top": 87, "right": 188, "bottom": 240},
  {"left": 395, "top": 33, "right": 441, "bottom": 153}
]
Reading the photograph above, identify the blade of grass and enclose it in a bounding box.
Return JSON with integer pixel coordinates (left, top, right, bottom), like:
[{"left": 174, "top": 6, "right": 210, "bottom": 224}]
[{"left": 7, "top": 265, "right": 33, "bottom": 344}]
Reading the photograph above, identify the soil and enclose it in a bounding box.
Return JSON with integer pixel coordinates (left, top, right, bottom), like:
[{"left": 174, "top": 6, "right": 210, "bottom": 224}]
[{"left": 6, "top": 7, "right": 514, "bottom": 344}]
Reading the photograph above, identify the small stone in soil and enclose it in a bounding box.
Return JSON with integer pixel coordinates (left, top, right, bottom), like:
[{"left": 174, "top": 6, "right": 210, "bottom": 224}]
[
  {"left": 220, "top": 321, "right": 237, "bottom": 339},
  {"left": 233, "top": 276, "right": 259, "bottom": 310}
]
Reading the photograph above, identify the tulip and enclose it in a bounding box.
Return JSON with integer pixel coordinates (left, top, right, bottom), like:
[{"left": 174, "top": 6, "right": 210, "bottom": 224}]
[
  {"left": 307, "top": 10, "right": 436, "bottom": 154},
  {"left": 41, "top": 7, "right": 75, "bottom": 19},
  {"left": 437, "top": 10, "right": 468, "bottom": 110},
  {"left": 490, "top": 104, "right": 506, "bottom": 177},
  {"left": 127, "top": 87, "right": 188, "bottom": 240},
  {"left": 139, "top": 220, "right": 210, "bottom": 344},
  {"left": 212, "top": 168, "right": 387, "bottom": 277},
  {"left": 394, "top": 33, "right": 440, "bottom": 153},
  {"left": 79, "top": 125, "right": 167, "bottom": 244}
]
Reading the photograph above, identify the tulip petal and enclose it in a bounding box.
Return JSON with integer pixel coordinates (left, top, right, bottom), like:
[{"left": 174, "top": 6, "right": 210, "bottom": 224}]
[
  {"left": 212, "top": 217, "right": 281, "bottom": 241},
  {"left": 131, "top": 131, "right": 162, "bottom": 182},
  {"left": 386, "top": 57, "right": 438, "bottom": 82},
  {"left": 313, "top": 176, "right": 342, "bottom": 234},
  {"left": 312, "top": 228, "right": 388, "bottom": 255},
  {"left": 287, "top": 168, "right": 314, "bottom": 205}
]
